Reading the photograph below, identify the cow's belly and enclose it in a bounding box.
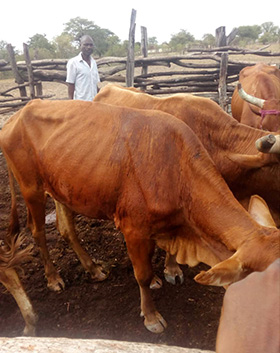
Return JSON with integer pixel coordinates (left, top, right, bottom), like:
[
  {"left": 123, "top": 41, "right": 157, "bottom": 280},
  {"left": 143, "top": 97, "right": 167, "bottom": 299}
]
[{"left": 42, "top": 161, "right": 123, "bottom": 219}]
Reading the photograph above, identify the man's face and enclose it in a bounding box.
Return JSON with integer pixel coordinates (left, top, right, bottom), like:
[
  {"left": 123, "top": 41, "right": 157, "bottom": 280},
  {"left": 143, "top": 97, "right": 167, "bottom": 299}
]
[{"left": 80, "top": 38, "right": 94, "bottom": 56}]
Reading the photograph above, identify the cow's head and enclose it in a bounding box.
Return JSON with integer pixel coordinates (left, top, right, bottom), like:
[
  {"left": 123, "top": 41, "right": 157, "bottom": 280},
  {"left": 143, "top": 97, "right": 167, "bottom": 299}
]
[
  {"left": 238, "top": 82, "right": 280, "bottom": 131},
  {"left": 195, "top": 233, "right": 279, "bottom": 286}
]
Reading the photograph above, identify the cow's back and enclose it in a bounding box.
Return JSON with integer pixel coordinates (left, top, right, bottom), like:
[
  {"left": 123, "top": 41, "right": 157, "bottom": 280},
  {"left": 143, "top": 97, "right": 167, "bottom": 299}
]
[{"left": 0, "top": 99, "right": 206, "bottom": 224}]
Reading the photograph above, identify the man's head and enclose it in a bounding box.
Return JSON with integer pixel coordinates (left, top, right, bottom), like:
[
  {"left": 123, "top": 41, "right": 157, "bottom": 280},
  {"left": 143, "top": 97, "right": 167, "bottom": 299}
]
[{"left": 80, "top": 35, "right": 94, "bottom": 58}]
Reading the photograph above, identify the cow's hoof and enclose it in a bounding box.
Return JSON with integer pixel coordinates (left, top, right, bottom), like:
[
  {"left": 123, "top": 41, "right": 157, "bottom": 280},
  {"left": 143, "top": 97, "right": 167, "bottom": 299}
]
[
  {"left": 150, "top": 275, "right": 162, "bottom": 289},
  {"left": 47, "top": 275, "right": 65, "bottom": 291},
  {"left": 91, "top": 263, "right": 109, "bottom": 282},
  {"left": 194, "top": 270, "right": 211, "bottom": 285},
  {"left": 144, "top": 312, "right": 167, "bottom": 333},
  {"left": 164, "top": 269, "right": 184, "bottom": 285},
  {"left": 23, "top": 325, "right": 37, "bottom": 337}
]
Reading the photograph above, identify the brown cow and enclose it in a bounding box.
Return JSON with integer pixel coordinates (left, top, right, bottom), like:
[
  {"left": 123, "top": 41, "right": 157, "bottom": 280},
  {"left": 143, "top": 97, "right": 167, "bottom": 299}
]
[
  {"left": 94, "top": 84, "right": 280, "bottom": 227},
  {"left": 231, "top": 63, "right": 280, "bottom": 131},
  {"left": 0, "top": 235, "right": 37, "bottom": 336},
  {"left": 1, "top": 99, "right": 279, "bottom": 333}
]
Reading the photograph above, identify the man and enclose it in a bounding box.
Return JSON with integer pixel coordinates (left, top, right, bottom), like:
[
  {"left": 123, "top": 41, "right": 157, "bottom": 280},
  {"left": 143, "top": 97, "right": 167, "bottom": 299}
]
[
  {"left": 66, "top": 35, "right": 100, "bottom": 101},
  {"left": 216, "top": 258, "right": 280, "bottom": 353}
]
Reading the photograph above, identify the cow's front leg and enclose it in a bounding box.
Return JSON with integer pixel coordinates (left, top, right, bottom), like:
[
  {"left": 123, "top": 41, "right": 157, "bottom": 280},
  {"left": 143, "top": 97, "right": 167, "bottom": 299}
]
[
  {"left": 164, "top": 252, "right": 184, "bottom": 285},
  {"left": 55, "top": 200, "right": 108, "bottom": 282},
  {"left": 125, "top": 235, "right": 167, "bottom": 333}
]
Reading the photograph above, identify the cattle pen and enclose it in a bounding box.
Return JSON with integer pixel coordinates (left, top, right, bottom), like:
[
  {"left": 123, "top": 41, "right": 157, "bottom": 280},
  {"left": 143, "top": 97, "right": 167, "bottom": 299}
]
[
  {"left": 0, "top": 17, "right": 280, "bottom": 353},
  {"left": 0, "top": 24, "right": 279, "bottom": 114}
]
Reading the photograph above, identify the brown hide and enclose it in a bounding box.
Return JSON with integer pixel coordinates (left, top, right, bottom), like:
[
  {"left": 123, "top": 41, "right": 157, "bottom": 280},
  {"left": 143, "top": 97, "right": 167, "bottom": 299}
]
[
  {"left": 231, "top": 63, "right": 280, "bottom": 131},
  {"left": 94, "top": 84, "right": 280, "bottom": 226},
  {"left": 1, "top": 99, "right": 279, "bottom": 333}
]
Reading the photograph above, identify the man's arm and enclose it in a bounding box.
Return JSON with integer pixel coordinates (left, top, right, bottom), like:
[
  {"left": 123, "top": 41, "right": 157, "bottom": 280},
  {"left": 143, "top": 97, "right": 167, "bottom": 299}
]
[
  {"left": 67, "top": 83, "right": 75, "bottom": 100},
  {"left": 216, "top": 259, "right": 280, "bottom": 353}
]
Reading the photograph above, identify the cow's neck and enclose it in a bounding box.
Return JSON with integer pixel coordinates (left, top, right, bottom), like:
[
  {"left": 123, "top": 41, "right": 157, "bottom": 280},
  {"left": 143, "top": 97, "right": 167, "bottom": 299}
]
[
  {"left": 178, "top": 151, "right": 266, "bottom": 251},
  {"left": 175, "top": 98, "right": 266, "bottom": 155}
]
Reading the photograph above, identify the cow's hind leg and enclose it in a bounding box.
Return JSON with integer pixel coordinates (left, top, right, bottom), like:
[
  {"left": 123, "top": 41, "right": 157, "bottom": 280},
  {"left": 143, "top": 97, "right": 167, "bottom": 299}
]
[
  {"left": 164, "top": 252, "right": 184, "bottom": 285},
  {"left": 0, "top": 268, "right": 38, "bottom": 336},
  {"left": 125, "top": 233, "right": 167, "bottom": 333},
  {"left": 26, "top": 194, "right": 65, "bottom": 291},
  {"left": 54, "top": 200, "right": 108, "bottom": 282}
]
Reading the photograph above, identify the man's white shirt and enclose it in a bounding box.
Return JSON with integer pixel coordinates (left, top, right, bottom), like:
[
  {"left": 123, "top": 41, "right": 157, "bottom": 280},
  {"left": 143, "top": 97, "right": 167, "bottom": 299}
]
[{"left": 66, "top": 53, "right": 100, "bottom": 101}]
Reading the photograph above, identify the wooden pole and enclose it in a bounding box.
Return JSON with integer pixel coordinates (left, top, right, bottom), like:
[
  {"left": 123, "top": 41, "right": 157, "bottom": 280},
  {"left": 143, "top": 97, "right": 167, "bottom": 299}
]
[
  {"left": 6, "top": 44, "right": 27, "bottom": 97},
  {"left": 141, "top": 26, "right": 148, "bottom": 76},
  {"left": 35, "top": 81, "right": 43, "bottom": 96},
  {"left": 226, "top": 28, "right": 238, "bottom": 45},
  {"left": 218, "top": 52, "right": 228, "bottom": 111},
  {"left": 215, "top": 27, "right": 227, "bottom": 47},
  {"left": 126, "top": 9, "right": 136, "bottom": 87},
  {"left": 23, "top": 43, "right": 35, "bottom": 99}
]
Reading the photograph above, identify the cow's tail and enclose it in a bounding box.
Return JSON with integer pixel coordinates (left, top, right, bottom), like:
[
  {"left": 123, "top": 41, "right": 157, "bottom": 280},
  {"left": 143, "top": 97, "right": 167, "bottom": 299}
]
[
  {"left": 7, "top": 165, "right": 21, "bottom": 236},
  {"left": 0, "top": 233, "right": 33, "bottom": 272}
]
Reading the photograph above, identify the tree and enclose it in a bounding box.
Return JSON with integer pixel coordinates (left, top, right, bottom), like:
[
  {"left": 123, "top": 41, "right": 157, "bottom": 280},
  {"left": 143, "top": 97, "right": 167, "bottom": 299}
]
[
  {"left": 63, "top": 17, "right": 121, "bottom": 57},
  {"left": 52, "top": 33, "right": 77, "bottom": 59},
  {"left": 0, "top": 40, "right": 14, "bottom": 79},
  {"left": 63, "top": 17, "right": 98, "bottom": 45},
  {"left": 235, "top": 25, "right": 262, "bottom": 45},
  {"left": 259, "top": 22, "right": 280, "bottom": 44},
  {"left": 90, "top": 27, "right": 120, "bottom": 57},
  {"left": 0, "top": 40, "right": 9, "bottom": 61},
  {"left": 105, "top": 41, "right": 127, "bottom": 56},
  {"left": 169, "top": 29, "right": 195, "bottom": 52},
  {"left": 28, "top": 33, "right": 55, "bottom": 51},
  {"left": 28, "top": 33, "right": 56, "bottom": 59},
  {"left": 148, "top": 37, "right": 158, "bottom": 51},
  {"left": 202, "top": 34, "right": 215, "bottom": 48}
]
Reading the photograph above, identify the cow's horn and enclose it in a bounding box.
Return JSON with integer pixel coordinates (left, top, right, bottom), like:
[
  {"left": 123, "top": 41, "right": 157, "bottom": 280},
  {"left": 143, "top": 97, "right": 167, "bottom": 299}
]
[{"left": 237, "top": 82, "right": 265, "bottom": 108}]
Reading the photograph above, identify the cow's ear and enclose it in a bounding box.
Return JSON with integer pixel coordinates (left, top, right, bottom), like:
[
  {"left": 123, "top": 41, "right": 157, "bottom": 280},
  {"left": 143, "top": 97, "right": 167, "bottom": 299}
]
[
  {"left": 194, "top": 255, "right": 248, "bottom": 287},
  {"left": 248, "top": 195, "right": 277, "bottom": 228},
  {"left": 227, "top": 152, "right": 271, "bottom": 168}
]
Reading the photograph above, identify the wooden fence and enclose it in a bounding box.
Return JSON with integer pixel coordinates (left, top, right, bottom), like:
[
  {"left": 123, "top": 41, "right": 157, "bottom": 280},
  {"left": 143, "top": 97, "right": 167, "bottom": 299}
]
[{"left": 0, "top": 24, "right": 279, "bottom": 114}]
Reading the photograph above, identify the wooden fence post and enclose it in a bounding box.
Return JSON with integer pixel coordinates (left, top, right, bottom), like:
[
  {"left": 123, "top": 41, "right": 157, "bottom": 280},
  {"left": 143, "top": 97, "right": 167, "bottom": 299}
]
[
  {"left": 35, "top": 82, "right": 43, "bottom": 96},
  {"left": 23, "top": 43, "right": 35, "bottom": 99},
  {"left": 215, "top": 26, "right": 227, "bottom": 47},
  {"left": 6, "top": 44, "right": 27, "bottom": 98},
  {"left": 141, "top": 26, "right": 148, "bottom": 76},
  {"left": 215, "top": 27, "right": 229, "bottom": 111},
  {"left": 218, "top": 52, "right": 228, "bottom": 111},
  {"left": 126, "top": 8, "right": 137, "bottom": 87},
  {"left": 226, "top": 28, "right": 238, "bottom": 45}
]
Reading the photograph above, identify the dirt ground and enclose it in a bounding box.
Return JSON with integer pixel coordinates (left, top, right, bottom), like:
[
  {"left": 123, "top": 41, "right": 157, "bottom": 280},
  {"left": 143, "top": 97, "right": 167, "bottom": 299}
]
[{"left": 0, "top": 81, "right": 225, "bottom": 351}]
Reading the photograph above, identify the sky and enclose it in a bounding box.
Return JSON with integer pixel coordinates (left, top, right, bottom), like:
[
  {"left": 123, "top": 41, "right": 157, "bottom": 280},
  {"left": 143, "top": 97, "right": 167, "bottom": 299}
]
[{"left": 1, "top": 0, "right": 279, "bottom": 52}]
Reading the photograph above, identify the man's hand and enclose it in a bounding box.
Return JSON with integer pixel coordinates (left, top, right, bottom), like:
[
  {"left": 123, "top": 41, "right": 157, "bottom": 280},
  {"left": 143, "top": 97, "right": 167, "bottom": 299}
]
[{"left": 216, "top": 259, "right": 280, "bottom": 353}]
